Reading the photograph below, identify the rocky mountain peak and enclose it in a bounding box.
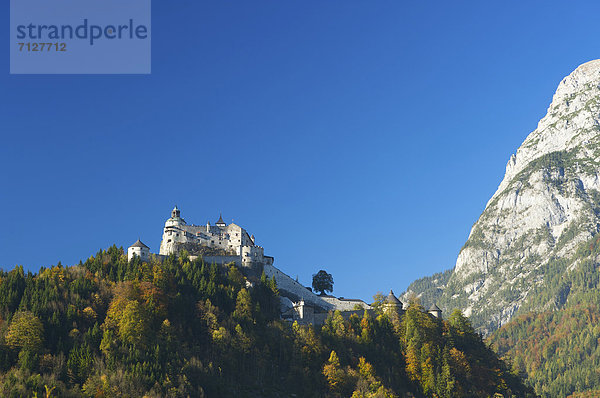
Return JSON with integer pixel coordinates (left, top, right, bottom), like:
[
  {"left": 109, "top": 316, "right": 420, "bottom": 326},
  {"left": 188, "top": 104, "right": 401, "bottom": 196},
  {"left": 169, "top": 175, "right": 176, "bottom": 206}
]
[
  {"left": 405, "top": 60, "right": 600, "bottom": 335},
  {"left": 491, "top": 60, "right": 600, "bottom": 208}
]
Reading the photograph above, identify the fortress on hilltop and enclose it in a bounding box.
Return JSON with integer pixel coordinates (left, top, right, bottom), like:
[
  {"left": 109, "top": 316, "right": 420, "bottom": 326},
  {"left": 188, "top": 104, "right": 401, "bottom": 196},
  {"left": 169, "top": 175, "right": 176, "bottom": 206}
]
[
  {"left": 158, "top": 206, "right": 273, "bottom": 271},
  {"left": 127, "top": 206, "right": 442, "bottom": 325}
]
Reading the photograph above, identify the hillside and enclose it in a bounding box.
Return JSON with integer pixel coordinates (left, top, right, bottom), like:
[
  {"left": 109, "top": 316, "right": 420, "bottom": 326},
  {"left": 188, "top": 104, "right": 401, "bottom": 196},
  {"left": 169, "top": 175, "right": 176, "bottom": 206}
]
[
  {"left": 0, "top": 246, "right": 534, "bottom": 397},
  {"left": 404, "top": 60, "right": 600, "bottom": 336},
  {"left": 488, "top": 233, "right": 600, "bottom": 397}
]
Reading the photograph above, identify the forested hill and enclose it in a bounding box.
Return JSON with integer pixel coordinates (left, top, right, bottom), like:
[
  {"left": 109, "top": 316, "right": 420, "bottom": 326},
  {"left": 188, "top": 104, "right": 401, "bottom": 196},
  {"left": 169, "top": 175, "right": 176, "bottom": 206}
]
[
  {"left": 0, "top": 246, "right": 534, "bottom": 397},
  {"left": 487, "top": 234, "right": 600, "bottom": 397}
]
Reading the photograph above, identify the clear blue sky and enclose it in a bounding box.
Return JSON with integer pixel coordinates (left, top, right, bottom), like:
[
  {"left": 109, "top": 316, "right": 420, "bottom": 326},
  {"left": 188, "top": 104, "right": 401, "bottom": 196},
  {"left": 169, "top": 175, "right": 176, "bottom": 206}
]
[{"left": 2, "top": 1, "right": 599, "bottom": 302}]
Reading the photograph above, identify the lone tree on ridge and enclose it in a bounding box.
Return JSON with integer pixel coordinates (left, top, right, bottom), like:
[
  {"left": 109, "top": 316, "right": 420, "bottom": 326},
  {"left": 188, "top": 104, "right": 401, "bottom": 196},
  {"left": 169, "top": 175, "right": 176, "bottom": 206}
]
[{"left": 312, "top": 270, "right": 334, "bottom": 295}]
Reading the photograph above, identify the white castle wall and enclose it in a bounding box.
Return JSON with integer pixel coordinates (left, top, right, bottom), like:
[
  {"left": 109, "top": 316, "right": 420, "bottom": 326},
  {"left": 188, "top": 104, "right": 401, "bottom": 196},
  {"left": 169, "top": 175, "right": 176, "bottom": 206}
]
[
  {"left": 159, "top": 210, "right": 268, "bottom": 269},
  {"left": 320, "top": 297, "right": 371, "bottom": 311},
  {"left": 263, "top": 264, "right": 333, "bottom": 311},
  {"left": 128, "top": 246, "right": 149, "bottom": 262}
]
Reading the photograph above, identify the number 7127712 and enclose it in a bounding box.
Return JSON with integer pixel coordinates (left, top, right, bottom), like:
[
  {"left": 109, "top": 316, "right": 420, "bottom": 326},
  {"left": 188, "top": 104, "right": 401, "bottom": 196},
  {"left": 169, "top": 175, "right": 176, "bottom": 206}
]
[{"left": 18, "top": 43, "right": 67, "bottom": 52}]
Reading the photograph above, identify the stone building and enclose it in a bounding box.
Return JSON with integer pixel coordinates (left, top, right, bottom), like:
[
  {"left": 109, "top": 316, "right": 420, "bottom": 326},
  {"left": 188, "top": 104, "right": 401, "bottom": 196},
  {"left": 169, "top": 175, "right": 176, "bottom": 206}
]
[
  {"left": 127, "top": 239, "right": 150, "bottom": 262},
  {"left": 158, "top": 206, "right": 272, "bottom": 271},
  {"left": 384, "top": 290, "right": 404, "bottom": 315},
  {"left": 428, "top": 303, "right": 442, "bottom": 318}
]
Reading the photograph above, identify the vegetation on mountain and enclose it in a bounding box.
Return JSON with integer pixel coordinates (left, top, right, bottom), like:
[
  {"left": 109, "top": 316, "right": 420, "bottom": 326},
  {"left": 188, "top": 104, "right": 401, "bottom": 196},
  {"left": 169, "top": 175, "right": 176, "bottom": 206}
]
[
  {"left": 406, "top": 223, "right": 600, "bottom": 397},
  {"left": 487, "top": 232, "right": 600, "bottom": 397},
  {"left": 402, "top": 270, "right": 452, "bottom": 310},
  {"left": 0, "top": 246, "right": 532, "bottom": 397},
  {"left": 490, "top": 304, "right": 600, "bottom": 398}
]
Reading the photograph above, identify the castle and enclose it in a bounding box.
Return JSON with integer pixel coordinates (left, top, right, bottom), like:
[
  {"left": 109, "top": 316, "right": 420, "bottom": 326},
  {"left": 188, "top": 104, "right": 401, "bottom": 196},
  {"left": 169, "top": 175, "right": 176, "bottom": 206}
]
[
  {"left": 128, "top": 207, "right": 442, "bottom": 324},
  {"left": 158, "top": 206, "right": 273, "bottom": 271}
]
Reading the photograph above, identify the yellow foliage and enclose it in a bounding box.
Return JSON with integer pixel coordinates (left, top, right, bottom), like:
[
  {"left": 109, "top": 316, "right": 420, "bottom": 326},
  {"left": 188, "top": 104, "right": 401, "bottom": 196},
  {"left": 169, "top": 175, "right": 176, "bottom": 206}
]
[
  {"left": 82, "top": 306, "right": 97, "bottom": 321},
  {"left": 118, "top": 300, "right": 150, "bottom": 347},
  {"left": 449, "top": 347, "right": 470, "bottom": 376},
  {"left": 152, "top": 264, "right": 164, "bottom": 286},
  {"left": 405, "top": 345, "right": 420, "bottom": 382},
  {"left": 5, "top": 311, "right": 44, "bottom": 352},
  {"left": 39, "top": 266, "right": 65, "bottom": 283},
  {"left": 323, "top": 351, "right": 345, "bottom": 392},
  {"left": 44, "top": 385, "right": 56, "bottom": 398},
  {"left": 212, "top": 327, "right": 230, "bottom": 345}
]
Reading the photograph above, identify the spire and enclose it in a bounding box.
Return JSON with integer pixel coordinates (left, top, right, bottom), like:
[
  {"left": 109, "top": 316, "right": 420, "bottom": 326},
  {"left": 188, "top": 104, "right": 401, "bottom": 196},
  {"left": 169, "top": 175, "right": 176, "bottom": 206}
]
[
  {"left": 216, "top": 213, "right": 226, "bottom": 226},
  {"left": 171, "top": 205, "right": 180, "bottom": 218}
]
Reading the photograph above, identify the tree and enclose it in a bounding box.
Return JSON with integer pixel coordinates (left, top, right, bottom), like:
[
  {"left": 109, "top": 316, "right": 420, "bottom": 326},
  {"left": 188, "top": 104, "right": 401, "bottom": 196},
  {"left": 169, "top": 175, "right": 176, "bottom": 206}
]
[
  {"left": 312, "top": 270, "right": 334, "bottom": 295},
  {"left": 323, "top": 350, "right": 352, "bottom": 396},
  {"left": 233, "top": 288, "right": 253, "bottom": 323},
  {"left": 5, "top": 311, "right": 44, "bottom": 353}
]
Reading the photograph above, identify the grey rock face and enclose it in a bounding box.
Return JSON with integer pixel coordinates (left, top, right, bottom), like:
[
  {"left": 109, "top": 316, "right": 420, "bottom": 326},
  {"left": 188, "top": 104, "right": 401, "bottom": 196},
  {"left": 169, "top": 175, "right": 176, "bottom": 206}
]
[{"left": 407, "top": 60, "right": 600, "bottom": 335}]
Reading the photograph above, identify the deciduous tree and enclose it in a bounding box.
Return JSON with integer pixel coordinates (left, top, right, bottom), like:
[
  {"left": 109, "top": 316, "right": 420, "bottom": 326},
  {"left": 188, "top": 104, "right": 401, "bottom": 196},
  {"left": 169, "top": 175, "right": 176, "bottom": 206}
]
[{"left": 312, "top": 270, "right": 334, "bottom": 295}]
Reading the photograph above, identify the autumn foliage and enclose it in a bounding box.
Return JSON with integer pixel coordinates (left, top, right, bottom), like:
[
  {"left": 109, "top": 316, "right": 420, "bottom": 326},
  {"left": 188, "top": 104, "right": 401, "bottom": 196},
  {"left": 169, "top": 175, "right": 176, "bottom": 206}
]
[{"left": 0, "top": 246, "right": 533, "bottom": 397}]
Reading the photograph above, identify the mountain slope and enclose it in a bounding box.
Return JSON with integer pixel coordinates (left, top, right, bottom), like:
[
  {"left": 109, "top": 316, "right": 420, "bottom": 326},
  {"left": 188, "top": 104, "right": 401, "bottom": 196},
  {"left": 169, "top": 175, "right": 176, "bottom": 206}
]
[
  {"left": 488, "top": 233, "right": 600, "bottom": 397},
  {"left": 0, "top": 247, "right": 534, "bottom": 397},
  {"left": 404, "top": 60, "right": 600, "bottom": 335}
]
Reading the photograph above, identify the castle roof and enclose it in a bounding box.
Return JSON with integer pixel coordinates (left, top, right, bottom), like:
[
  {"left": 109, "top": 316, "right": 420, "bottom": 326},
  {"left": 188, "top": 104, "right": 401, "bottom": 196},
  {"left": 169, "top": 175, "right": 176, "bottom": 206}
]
[
  {"left": 130, "top": 239, "right": 149, "bottom": 249},
  {"left": 216, "top": 214, "right": 226, "bottom": 225},
  {"left": 429, "top": 304, "right": 441, "bottom": 312},
  {"left": 385, "top": 290, "right": 402, "bottom": 305}
]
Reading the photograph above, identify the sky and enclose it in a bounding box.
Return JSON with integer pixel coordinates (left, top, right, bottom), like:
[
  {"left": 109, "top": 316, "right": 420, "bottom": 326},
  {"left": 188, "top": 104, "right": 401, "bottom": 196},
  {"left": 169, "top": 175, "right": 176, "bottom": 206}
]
[{"left": 2, "top": 1, "right": 600, "bottom": 302}]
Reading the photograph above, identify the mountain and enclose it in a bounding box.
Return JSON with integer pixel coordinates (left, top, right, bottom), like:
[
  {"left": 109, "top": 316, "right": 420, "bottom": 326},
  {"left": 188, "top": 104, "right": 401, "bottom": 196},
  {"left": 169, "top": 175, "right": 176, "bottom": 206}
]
[
  {"left": 403, "top": 60, "right": 600, "bottom": 336},
  {"left": 0, "top": 247, "right": 534, "bottom": 397}
]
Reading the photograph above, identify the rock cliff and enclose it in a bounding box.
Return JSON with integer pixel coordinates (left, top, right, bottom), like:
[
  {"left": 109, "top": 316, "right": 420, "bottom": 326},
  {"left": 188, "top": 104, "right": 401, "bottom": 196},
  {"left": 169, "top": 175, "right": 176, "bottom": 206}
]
[{"left": 404, "top": 60, "right": 600, "bottom": 335}]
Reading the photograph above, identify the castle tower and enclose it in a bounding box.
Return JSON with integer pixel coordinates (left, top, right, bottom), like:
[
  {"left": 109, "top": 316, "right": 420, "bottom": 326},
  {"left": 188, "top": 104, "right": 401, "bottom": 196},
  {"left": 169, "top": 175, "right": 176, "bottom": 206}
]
[
  {"left": 428, "top": 304, "right": 442, "bottom": 319},
  {"left": 296, "top": 299, "right": 314, "bottom": 323},
  {"left": 160, "top": 206, "right": 188, "bottom": 255},
  {"left": 128, "top": 239, "right": 150, "bottom": 262},
  {"left": 216, "top": 213, "right": 226, "bottom": 227},
  {"left": 165, "top": 205, "right": 186, "bottom": 227},
  {"left": 384, "top": 290, "right": 403, "bottom": 315}
]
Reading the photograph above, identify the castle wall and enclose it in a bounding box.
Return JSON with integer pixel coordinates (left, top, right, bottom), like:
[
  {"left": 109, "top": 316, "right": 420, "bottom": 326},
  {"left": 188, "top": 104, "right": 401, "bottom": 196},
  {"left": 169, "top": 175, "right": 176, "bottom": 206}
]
[
  {"left": 189, "top": 255, "right": 241, "bottom": 266},
  {"left": 263, "top": 264, "right": 333, "bottom": 311},
  {"left": 320, "top": 297, "right": 371, "bottom": 311},
  {"left": 159, "top": 216, "right": 260, "bottom": 258},
  {"left": 128, "top": 246, "right": 149, "bottom": 262}
]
